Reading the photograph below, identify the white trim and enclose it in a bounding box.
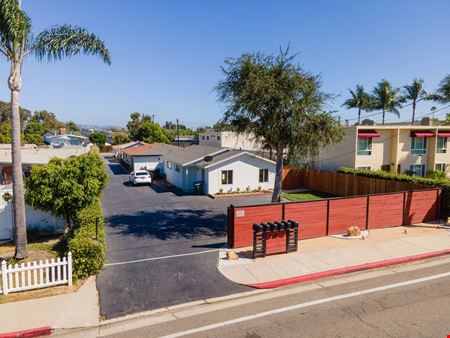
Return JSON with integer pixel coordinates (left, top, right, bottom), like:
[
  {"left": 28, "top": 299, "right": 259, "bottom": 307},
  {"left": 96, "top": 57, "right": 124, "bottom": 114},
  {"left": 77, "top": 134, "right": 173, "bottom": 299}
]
[{"left": 202, "top": 151, "right": 275, "bottom": 169}]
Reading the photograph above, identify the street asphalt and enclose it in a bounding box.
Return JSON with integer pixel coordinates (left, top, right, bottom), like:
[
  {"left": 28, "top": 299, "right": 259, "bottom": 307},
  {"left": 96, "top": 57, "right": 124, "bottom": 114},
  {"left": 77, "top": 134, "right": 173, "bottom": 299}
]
[
  {"left": 106, "top": 256, "right": 450, "bottom": 338},
  {"left": 97, "top": 157, "right": 272, "bottom": 319}
]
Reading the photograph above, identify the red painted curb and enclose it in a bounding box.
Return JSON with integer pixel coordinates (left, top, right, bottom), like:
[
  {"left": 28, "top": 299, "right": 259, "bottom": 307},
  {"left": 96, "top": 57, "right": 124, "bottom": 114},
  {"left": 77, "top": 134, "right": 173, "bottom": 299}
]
[
  {"left": 246, "top": 248, "right": 450, "bottom": 289},
  {"left": 0, "top": 326, "right": 52, "bottom": 338}
]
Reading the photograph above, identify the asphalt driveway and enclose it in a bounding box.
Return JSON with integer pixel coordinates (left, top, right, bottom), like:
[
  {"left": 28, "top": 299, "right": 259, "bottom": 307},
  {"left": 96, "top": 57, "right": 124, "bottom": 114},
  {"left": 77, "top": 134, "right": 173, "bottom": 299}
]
[{"left": 97, "top": 157, "right": 272, "bottom": 319}]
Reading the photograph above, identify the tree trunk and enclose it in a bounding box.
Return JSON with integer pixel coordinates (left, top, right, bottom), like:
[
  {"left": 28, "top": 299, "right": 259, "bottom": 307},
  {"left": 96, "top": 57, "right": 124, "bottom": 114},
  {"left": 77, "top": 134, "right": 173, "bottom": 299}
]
[
  {"left": 382, "top": 108, "right": 385, "bottom": 125},
  {"left": 9, "top": 62, "right": 28, "bottom": 259},
  {"left": 411, "top": 101, "right": 416, "bottom": 125},
  {"left": 357, "top": 107, "right": 361, "bottom": 125},
  {"left": 271, "top": 147, "right": 283, "bottom": 203}
]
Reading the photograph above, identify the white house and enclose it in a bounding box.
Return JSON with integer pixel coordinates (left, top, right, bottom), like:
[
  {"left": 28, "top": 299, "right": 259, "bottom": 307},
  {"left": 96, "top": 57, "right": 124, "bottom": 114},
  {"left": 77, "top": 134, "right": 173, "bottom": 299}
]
[
  {"left": 122, "top": 143, "right": 178, "bottom": 172},
  {"left": 162, "top": 145, "right": 275, "bottom": 195},
  {"left": 112, "top": 141, "right": 146, "bottom": 159}
]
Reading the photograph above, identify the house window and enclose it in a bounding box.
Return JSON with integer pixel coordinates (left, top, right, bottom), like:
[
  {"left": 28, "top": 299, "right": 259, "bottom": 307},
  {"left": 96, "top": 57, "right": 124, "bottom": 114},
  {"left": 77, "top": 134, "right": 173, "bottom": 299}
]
[
  {"left": 437, "top": 137, "right": 447, "bottom": 153},
  {"left": 175, "top": 164, "right": 180, "bottom": 172},
  {"left": 411, "top": 137, "right": 427, "bottom": 155},
  {"left": 356, "top": 166, "right": 371, "bottom": 171},
  {"left": 435, "top": 163, "right": 446, "bottom": 172},
  {"left": 166, "top": 161, "right": 172, "bottom": 169},
  {"left": 357, "top": 137, "right": 372, "bottom": 155},
  {"left": 259, "top": 169, "right": 269, "bottom": 182},
  {"left": 221, "top": 170, "right": 233, "bottom": 184},
  {"left": 409, "top": 164, "right": 426, "bottom": 177}
]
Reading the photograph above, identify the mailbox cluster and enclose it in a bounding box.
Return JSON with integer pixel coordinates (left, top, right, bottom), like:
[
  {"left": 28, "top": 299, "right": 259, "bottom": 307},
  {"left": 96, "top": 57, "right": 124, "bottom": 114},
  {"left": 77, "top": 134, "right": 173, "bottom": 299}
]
[{"left": 252, "top": 220, "right": 299, "bottom": 258}]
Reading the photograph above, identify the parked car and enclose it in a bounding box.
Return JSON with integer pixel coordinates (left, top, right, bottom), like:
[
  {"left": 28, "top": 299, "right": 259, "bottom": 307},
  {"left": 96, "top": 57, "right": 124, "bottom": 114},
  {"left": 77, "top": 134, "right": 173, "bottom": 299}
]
[{"left": 129, "top": 170, "right": 152, "bottom": 186}]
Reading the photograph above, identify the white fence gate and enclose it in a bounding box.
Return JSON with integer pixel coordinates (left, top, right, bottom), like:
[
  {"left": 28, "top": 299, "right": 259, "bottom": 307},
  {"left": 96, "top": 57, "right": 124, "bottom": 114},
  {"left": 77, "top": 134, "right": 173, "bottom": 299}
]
[{"left": 0, "top": 252, "right": 72, "bottom": 295}]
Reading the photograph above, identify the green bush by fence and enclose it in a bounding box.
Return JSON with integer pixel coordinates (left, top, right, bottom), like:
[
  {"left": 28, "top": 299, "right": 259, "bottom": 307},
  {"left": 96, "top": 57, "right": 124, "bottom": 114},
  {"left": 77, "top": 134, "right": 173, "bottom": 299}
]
[
  {"left": 68, "top": 199, "right": 106, "bottom": 280},
  {"left": 339, "top": 167, "right": 450, "bottom": 217}
]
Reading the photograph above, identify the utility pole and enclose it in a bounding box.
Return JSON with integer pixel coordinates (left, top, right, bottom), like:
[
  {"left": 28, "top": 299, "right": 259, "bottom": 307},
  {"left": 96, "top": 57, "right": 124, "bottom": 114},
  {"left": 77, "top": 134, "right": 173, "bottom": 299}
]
[{"left": 176, "top": 118, "right": 180, "bottom": 147}]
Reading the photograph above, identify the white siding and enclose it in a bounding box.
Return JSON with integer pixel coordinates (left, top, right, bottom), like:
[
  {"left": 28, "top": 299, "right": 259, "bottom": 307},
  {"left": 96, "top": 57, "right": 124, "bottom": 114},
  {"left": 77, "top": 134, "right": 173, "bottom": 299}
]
[
  {"left": 205, "top": 154, "right": 275, "bottom": 195},
  {"left": 132, "top": 156, "right": 162, "bottom": 172},
  {"left": 164, "top": 160, "right": 184, "bottom": 189}
]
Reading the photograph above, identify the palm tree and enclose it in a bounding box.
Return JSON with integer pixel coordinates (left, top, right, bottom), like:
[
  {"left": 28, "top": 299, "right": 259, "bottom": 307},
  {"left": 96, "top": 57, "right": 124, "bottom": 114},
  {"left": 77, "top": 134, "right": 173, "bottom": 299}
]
[
  {"left": 403, "top": 78, "right": 427, "bottom": 125},
  {"left": 341, "top": 85, "right": 372, "bottom": 125},
  {"left": 0, "top": 0, "right": 110, "bottom": 259},
  {"left": 371, "top": 80, "right": 403, "bottom": 125},
  {"left": 429, "top": 75, "right": 450, "bottom": 103}
]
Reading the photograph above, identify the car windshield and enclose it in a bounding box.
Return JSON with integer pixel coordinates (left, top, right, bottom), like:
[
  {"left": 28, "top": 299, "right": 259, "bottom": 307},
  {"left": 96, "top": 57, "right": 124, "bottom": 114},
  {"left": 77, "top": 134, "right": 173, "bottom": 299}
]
[{"left": 136, "top": 172, "right": 149, "bottom": 176}]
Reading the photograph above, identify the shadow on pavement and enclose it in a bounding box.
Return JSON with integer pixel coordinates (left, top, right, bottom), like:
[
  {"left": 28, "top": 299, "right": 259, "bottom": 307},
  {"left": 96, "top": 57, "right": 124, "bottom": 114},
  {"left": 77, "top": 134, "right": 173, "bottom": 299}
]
[
  {"left": 108, "top": 163, "right": 128, "bottom": 175},
  {"left": 106, "top": 208, "right": 227, "bottom": 241}
]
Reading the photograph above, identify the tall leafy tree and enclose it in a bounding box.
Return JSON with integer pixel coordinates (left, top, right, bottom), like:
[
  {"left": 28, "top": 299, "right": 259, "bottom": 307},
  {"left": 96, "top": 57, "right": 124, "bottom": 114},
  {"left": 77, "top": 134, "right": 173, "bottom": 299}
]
[
  {"left": 136, "top": 121, "right": 170, "bottom": 143},
  {"left": 0, "top": 0, "right": 110, "bottom": 258},
  {"left": 403, "top": 78, "right": 427, "bottom": 124},
  {"left": 429, "top": 75, "right": 450, "bottom": 103},
  {"left": 371, "top": 80, "right": 404, "bottom": 125},
  {"left": 341, "top": 85, "right": 372, "bottom": 125},
  {"left": 216, "top": 48, "right": 344, "bottom": 202},
  {"left": 89, "top": 131, "right": 108, "bottom": 148}
]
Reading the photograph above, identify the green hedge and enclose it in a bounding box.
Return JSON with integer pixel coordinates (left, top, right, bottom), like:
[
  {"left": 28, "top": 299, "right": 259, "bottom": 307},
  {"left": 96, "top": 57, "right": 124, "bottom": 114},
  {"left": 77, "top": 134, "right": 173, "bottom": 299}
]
[
  {"left": 339, "top": 167, "right": 450, "bottom": 216},
  {"left": 68, "top": 199, "right": 106, "bottom": 280}
]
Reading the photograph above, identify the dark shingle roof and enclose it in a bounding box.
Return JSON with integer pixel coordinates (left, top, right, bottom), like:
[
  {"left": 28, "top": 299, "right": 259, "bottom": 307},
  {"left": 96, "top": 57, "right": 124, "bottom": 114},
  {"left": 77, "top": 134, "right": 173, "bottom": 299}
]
[
  {"left": 195, "top": 149, "right": 243, "bottom": 168},
  {"left": 162, "top": 145, "right": 227, "bottom": 165}
]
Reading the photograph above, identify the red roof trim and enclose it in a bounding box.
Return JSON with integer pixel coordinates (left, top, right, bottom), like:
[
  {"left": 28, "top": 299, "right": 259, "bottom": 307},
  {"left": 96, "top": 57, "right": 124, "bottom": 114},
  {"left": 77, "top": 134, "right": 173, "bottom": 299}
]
[
  {"left": 437, "top": 132, "right": 450, "bottom": 137},
  {"left": 358, "top": 130, "right": 380, "bottom": 138},
  {"left": 410, "top": 131, "right": 434, "bottom": 138}
]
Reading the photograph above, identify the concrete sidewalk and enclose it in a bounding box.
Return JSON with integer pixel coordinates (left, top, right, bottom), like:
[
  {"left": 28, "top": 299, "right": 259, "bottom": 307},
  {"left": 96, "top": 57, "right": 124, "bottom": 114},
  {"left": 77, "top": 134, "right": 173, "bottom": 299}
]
[
  {"left": 218, "top": 224, "right": 450, "bottom": 288},
  {"left": 0, "top": 276, "right": 99, "bottom": 336}
]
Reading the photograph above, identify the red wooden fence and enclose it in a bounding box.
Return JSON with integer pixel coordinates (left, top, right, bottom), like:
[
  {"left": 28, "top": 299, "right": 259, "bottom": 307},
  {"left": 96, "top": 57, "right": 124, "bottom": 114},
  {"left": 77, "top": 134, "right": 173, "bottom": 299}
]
[{"left": 228, "top": 188, "right": 441, "bottom": 248}]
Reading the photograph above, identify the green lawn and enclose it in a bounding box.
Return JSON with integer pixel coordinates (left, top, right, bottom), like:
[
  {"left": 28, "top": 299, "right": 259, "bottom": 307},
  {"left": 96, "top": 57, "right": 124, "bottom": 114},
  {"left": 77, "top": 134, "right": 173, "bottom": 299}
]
[{"left": 282, "top": 190, "right": 335, "bottom": 202}]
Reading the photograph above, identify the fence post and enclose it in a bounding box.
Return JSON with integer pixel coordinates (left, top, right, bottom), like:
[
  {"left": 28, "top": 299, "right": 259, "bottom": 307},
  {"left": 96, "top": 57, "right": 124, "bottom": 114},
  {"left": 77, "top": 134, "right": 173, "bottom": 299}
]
[
  {"left": 365, "top": 196, "right": 370, "bottom": 230},
  {"left": 1, "top": 260, "right": 8, "bottom": 295},
  {"left": 326, "top": 200, "right": 330, "bottom": 236},
  {"left": 402, "top": 191, "right": 406, "bottom": 226},
  {"left": 436, "top": 188, "right": 441, "bottom": 220},
  {"left": 282, "top": 203, "right": 286, "bottom": 220},
  {"left": 67, "top": 252, "right": 73, "bottom": 287}
]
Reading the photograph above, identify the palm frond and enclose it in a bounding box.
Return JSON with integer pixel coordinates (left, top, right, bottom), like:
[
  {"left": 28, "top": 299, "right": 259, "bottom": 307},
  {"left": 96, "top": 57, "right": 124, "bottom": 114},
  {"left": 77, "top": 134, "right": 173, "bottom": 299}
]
[
  {"left": 31, "top": 24, "right": 111, "bottom": 65},
  {"left": 0, "top": 0, "right": 31, "bottom": 59}
]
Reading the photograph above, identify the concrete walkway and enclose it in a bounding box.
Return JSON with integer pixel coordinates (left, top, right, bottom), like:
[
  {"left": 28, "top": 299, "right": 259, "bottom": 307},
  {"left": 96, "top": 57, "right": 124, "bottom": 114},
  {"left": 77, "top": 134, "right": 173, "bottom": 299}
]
[
  {"left": 218, "top": 224, "right": 450, "bottom": 287},
  {"left": 0, "top": 276, "right": 99, "bottom": 335}
]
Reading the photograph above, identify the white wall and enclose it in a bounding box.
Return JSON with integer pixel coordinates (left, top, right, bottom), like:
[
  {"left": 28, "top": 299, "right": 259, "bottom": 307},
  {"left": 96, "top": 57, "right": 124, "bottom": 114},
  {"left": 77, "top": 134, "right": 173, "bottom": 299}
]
[
  {"left": 164, "top": 160, "right": 184, "bottom": 189},
  {"left": 316, "top": 128, "right": 357, "bottom": 171},
  {"left": 132, "top": 156, "right": 162, "bottom": 172},
  {"left": 205, "top": 154, "right": 275, "bottom": 195},
  {"left": 0, "top": 195, "right": 64, "bottom": 241}
]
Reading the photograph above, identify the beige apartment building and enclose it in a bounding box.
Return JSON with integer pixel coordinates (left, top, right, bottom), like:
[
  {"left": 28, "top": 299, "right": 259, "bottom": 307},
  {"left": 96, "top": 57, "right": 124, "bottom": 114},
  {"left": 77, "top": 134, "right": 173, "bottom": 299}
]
[
  {"left": 198, "top": 130, "right": 262, "bottom": 151},
  {"left": 316, "top": 120, "right": 450, "bottom": 177}
]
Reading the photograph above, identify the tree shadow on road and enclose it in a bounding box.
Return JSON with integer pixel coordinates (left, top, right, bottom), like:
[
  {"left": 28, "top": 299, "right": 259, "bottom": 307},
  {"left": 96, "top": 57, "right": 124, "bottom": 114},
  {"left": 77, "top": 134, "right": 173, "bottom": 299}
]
[{"left": 105, "top": 208, "right": 227, "bottom": 241}]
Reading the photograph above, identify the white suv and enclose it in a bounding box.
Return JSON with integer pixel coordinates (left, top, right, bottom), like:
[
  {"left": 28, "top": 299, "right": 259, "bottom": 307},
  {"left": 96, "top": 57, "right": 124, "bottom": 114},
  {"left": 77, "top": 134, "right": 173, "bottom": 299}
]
[{"left": 129, "top": 170, "right": 152, "bottom": 186}]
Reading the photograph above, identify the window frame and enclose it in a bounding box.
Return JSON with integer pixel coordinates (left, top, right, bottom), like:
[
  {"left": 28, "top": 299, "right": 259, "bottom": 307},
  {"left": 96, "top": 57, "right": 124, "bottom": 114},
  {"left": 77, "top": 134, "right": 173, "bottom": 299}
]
[
  {"left": 411, "top": 137, "right": 427, "bottom": 155},
  {"left": 259, "top": 168, "right": 269, "bottom": 182},
  {"left": 166, "top": 161, "right": 172, "bottom": 169},
  {"left": 435, "top": 163, "right": 446, "bottom": 172},
  {"left": 175, "top": 164, "right": 180, "bottom": 172},
  {"left": 437, "top": 137, "right": 447, "bottom": 154},
  {"left": 221, "top": 170, "right": 233, "bottom": 185},
  {"left": 409, "top": 164, "right": 426, "bottom": 177},
  {"left": 357, "top": 137, "right": 372, "bottom": 156}
]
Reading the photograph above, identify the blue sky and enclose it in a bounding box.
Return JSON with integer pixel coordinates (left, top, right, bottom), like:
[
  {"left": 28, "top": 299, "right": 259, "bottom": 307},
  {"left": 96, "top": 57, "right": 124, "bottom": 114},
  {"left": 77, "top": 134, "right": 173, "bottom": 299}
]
[{"left": 0, "top": 0, "right": 449, "bottom": 128}]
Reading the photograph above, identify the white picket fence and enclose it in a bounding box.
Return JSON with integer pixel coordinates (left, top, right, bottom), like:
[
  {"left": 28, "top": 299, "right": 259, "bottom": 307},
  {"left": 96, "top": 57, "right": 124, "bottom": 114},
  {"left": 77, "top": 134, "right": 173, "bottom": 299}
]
[{"left": 0, "top": 252, "right": 72, "bottom": 295}]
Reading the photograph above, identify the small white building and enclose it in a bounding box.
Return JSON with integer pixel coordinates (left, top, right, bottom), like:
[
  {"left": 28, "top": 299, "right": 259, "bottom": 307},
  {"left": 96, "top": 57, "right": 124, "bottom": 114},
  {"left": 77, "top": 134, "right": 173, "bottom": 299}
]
[
  {"left": 122, "top": 143, "right": 178, "bottom": 172},
  {"left": 112, "top": 141, "right": 146, "bottom": 159},
  {"left": 162, "top": 145, "right": 275, "bottom": 195}
]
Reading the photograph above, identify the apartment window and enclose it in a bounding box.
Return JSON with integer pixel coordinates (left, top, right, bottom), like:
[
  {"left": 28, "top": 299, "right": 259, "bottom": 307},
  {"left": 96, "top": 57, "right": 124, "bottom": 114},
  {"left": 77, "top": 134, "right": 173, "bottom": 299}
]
[
  {"left": 202, "top": 136, "right": 205, "bottom": 140},
  {"left": 175, "top": 164, "right": 180, "bottom": 172},
  {"left": 357, "top": 137, "right": 372, "bottom": 155},
  {"left": 221, "top": 170, "right": 233, "bottom": 184},
  {"left": 259, "top": 169, "right": 269, "bottom": 182},
  {"left": 206, "top": 136, "right": 209, "bottom": 140},
  {"left": 381, "top": 164, "right": 390, "bottom": 172},
  {"left": 437, "top": 137, "right": 447, "bottom": 154},
  {"left": 166, "top": 161, "right": 172, "bottom": 169},
  {"left": 435, "top": 163, "right": 446, "bottom": 172},
  {"left": 411, "top": 137, "right": 427, "bottom": 155},
  {"left": 409, "top": 164, "right": 426, "bottom": 177},
  {"left": 356, "top": 166, "right": 371, "bottom": 171},
  {"left": 217, "top": 136, "right": 221, "bottom": 141}
]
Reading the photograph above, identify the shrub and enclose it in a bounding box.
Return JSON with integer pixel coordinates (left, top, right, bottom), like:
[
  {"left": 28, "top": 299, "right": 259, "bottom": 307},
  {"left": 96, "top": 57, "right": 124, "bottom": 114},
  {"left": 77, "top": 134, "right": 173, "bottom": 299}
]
[
  {"left": 339, "top": 167, "right": 450, "bottom": 216},
  {"left": 68, "top": 199, "right": 106, "bottom": 280}
]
